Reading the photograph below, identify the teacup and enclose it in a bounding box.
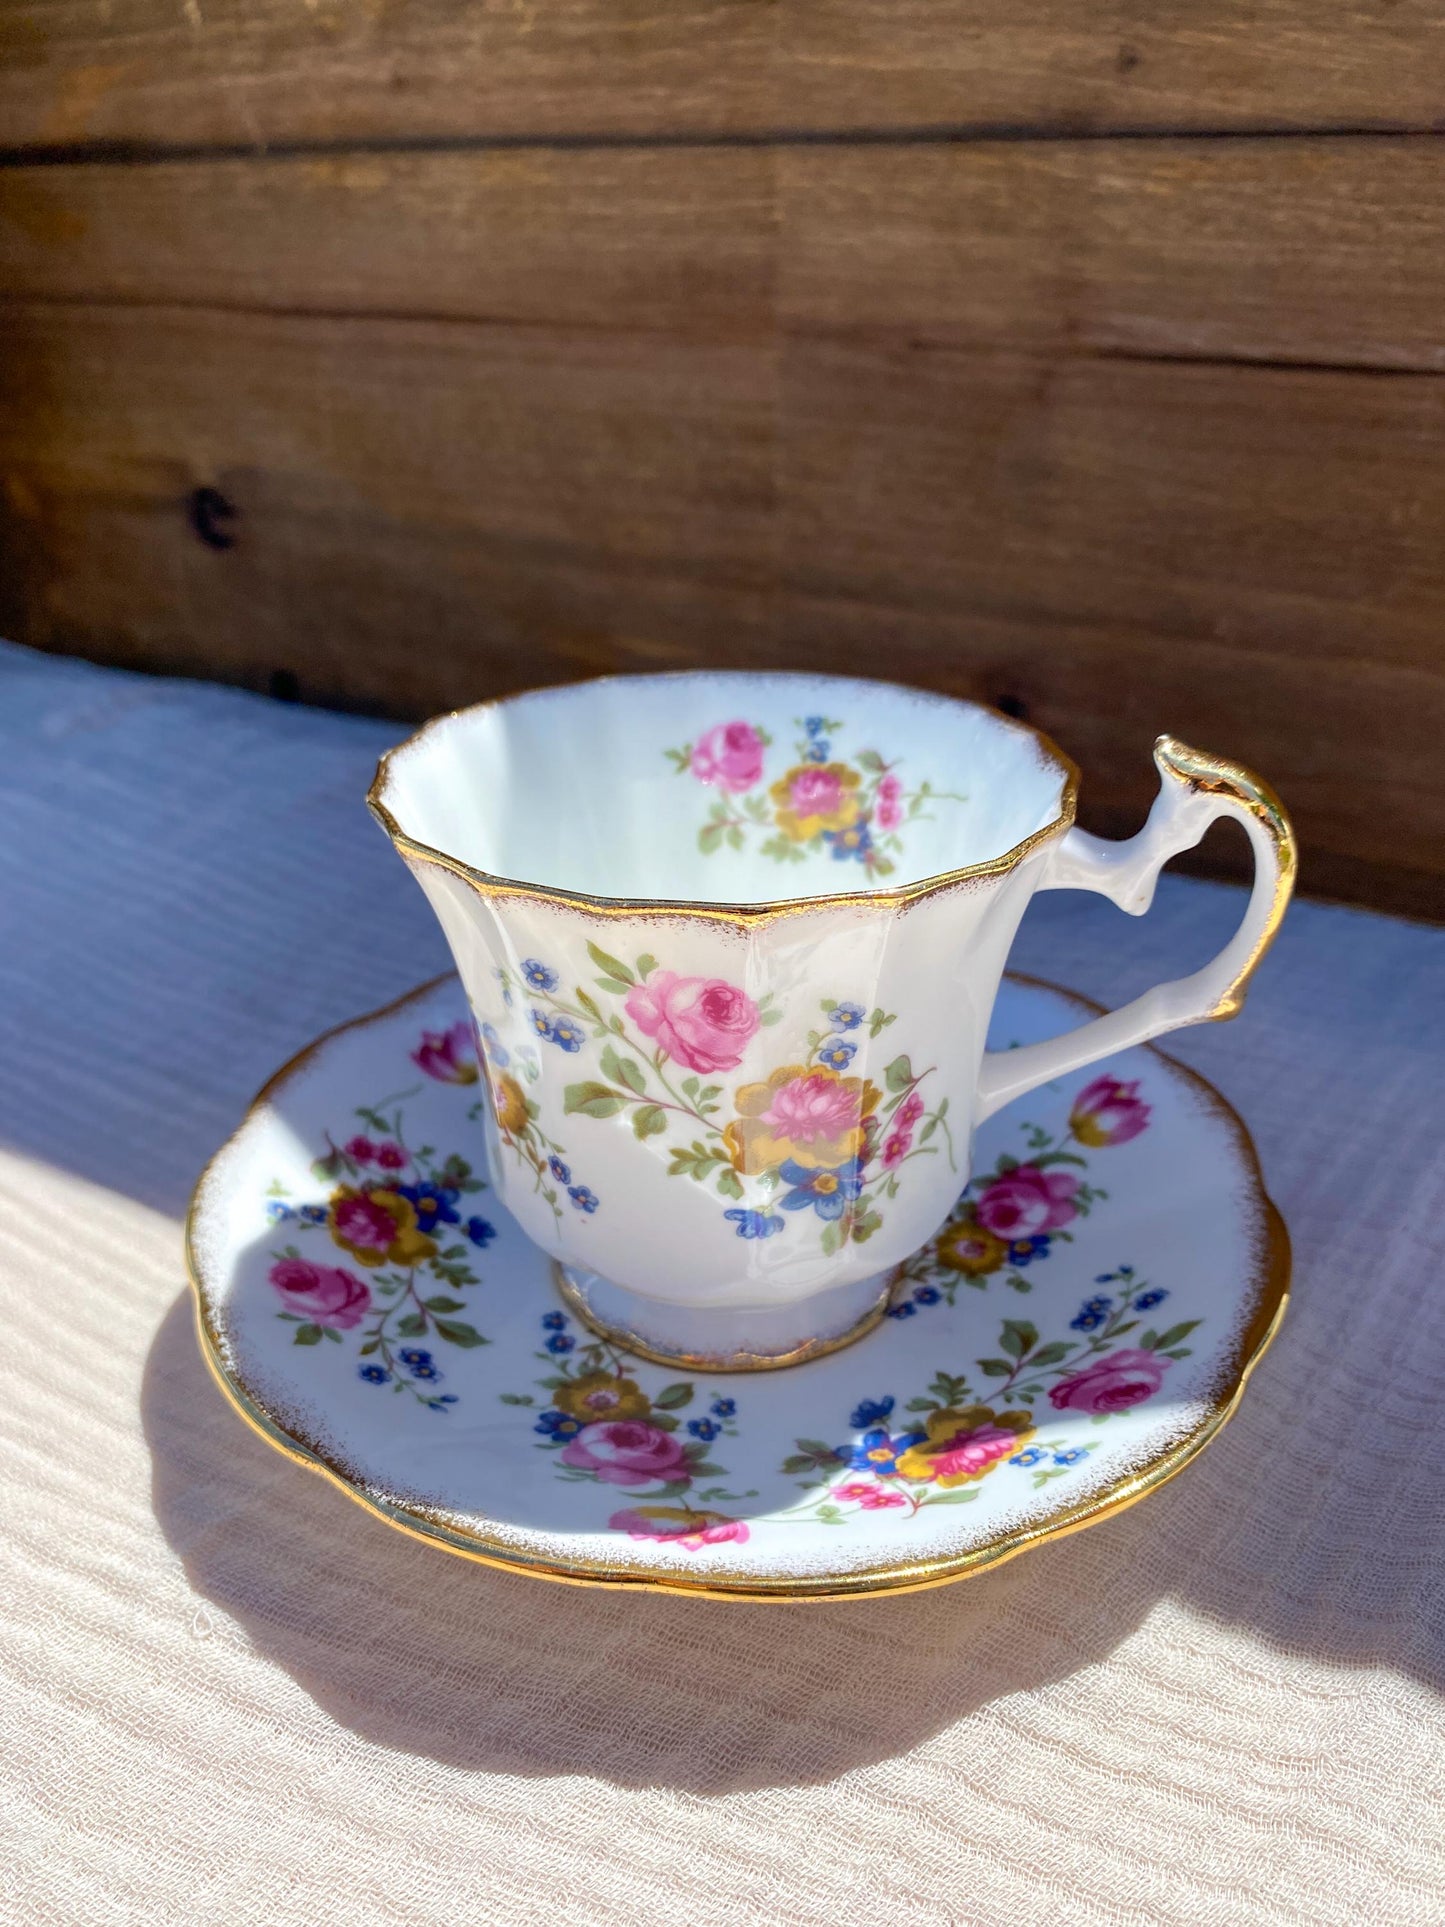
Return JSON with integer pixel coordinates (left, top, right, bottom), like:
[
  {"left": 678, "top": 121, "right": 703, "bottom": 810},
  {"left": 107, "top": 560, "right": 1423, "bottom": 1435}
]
[{"left": 370, "top": 672, "right": 1294, "bottom": 1370}]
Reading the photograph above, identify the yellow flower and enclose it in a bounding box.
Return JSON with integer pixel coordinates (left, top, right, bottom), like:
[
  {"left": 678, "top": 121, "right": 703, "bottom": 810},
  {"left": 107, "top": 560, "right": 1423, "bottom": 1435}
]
[
  {"left": 723, "top": 1063, "right": 883, "bottom": 1174},
  {"left": 327, "top": 1186, "right": 437, "bottom": 1269},
  {"left": 896, "top": 1404, "right": 1035, "bottom": 1487},
  {"left": 490, "top": 1072, "right": 529, "bottom": 1137},
  {"left": 770, "top": 763, "right": 863, "bottom": 842},
  {"left": 934, "top": 1213, "right": 1007, "bottom": 1277},
  {"left": 553, "top": 1371, "right": 652, "bottom": 1423}
]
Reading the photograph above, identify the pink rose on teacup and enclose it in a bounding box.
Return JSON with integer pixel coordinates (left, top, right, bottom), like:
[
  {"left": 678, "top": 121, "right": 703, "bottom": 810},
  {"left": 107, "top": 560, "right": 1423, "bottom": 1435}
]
[
  {"left": 690, "top": 720, "right": 765, "bottom": 794},
  {"left": 1069, "top": 1074, "right": 1151, "bottom": 1148},
  {"left": 1048, "top": 1347, "right": 1170, "bottom": 1416},
  {"left": 610, "top": 1508, "right": 751, "bottom": 1548},
  {"left": 411, "top": 1021, "right": 478, "bottom": 1085},
  {"left": 625, "top": 970, "right": 760, "bottom": 1074},
  {"left": 268, "top": 1257, "right": 371, "bottom": 1330},
  {"left": 561, "top": 1420, "right": 692, "bottom": 1487},
  {"left": 876, "top": 771, "right": 904, "bottom": 831},
  {"left": 975, "top": 1165, "right": 1080, "bottom": 1240}
]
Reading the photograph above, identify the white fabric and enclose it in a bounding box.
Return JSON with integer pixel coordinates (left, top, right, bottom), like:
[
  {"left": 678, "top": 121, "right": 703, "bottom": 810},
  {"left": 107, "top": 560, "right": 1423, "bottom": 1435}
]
[{"left": 1, "top": 640, "right": 1441, "bottom": 1926}]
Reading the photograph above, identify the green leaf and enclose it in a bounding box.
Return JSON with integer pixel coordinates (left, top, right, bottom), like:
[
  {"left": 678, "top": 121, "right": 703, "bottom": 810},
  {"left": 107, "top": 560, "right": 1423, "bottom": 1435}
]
[
  {"left": 715, "top": 1167, "right": 743, "bottom": 1200},
  {"left": 1153, "top": 1319, "right": 1202, "bottom": 1352},
  {"left": 635, "top": 952, "right": 657, "bottom": 979},
  {"left": 760, "top": 1007, "right": 783, "bottom": 1024},
  {"left": 322, "top": 1325, "right": 342, "bottom": 1343},
  {"left": 598, "top": 1045, "right": 646, "bottom": 1094},
  {"left": 650, "top": 1411, "right": 679, "bottom": 1431},
  {"left": 796, "top": 1438, "right": 842, "bottom": 1461},
  {"left": 725, "top": 825, "right": 744, "bottom": 851},
  {"left": 820, "top": 1220, "right": 843, "bottom": 1257},
  {"left": 977, "top": 1357, "right": 1011, "bottom": 1377},
  {"left": 396, "top": 1312, "right": 427, "bottom": 1337},
  {"left": 681, "top": 1075, "right": 700, "bottom": 1098},
  {"left": 498, "top": 1393, "right": 534, "bottom": 1405},
  {"left": 293, "top": 1323, "right": 322, "bottom": 1346},
  {"left": 781, "top": 1454, "right": 818, "bottom": 1475},
  {"left": 904, "top": 1396, "right": 937, "bottom": 1412},
  {"left": 586, "top": 941, "right": 634, "bottom": 985},
  {"left": 423, "top": 1295, "right": 466, "bottom": 1313},
  {"left": 1027, "top": 1341, "right": 1072, "bottom": 1369},
  {"left": 358, "top": 1339, "right": 380, "bottom": 1356},
  {"left": 999, "top": 1318, "right": 1038, "bottom": 1360},
  {"left": 576, "top": 988, "right": 603, "bottom": 1021},
  {"left": 653, "top": 1382, "right": 694, "bottom": 1410},
  {"left": 632, "top": 1104, "right": 668, "bottom": 1140},
  {"left": 884, "top": 1054, "right": 914, "bottom": 1092},
  {"left": 433, "top": 1317, "right": 487, "bottom": 1349},
  {"left": 699, "top": 823, "right": 724, "bottom": 855},
  {"left": 856, "top": 748, "right": 887, "bottom": 773},
  {"left": 920, "top": 1487, "right": 980, "bottom": 1506},
  {"left": 563, "top": 1082, "right": 628, "bottom": 1118}
]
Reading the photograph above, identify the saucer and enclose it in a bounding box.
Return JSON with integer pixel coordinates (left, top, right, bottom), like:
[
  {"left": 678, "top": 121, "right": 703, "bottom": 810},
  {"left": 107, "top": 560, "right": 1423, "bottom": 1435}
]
[{"left": 187, "top": 974, "right": 1288, "bottom": 1601}]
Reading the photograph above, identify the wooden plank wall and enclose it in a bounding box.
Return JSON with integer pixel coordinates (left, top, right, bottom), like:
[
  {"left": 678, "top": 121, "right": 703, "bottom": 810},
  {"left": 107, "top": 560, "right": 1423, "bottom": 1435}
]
[{"left": 2, "top": 4, "right": 1444, "bottom": 917}]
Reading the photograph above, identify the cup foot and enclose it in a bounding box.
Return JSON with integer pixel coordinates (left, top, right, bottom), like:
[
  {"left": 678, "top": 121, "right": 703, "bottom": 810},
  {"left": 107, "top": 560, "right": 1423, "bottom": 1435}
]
[{"left": 552, "top": 1262, "right": 894, "bottom": 1373}]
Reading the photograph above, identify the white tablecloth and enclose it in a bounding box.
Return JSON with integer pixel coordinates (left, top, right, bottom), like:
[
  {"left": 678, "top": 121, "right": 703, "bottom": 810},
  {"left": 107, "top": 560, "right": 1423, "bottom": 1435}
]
[{"left": 2, "top": 640, "right": 1441, "bottom": 1925}]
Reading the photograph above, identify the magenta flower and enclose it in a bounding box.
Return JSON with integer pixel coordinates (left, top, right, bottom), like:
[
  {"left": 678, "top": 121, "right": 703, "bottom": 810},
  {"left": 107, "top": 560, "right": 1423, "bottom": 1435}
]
[
  {"left": 374, "top": 1142, "right": 406, "bottom": 1171},
  {"left": 625, "top": 970, "right": 760, "bottom": 1074},
  {"left": 690, "top": 720, "right": 765, "bottom": 795},
  {"left": 561, "top": 1420, "right": 692, "bottom": 1487},
  {"left": 975, "top": 1165, "right": 1080, "bottom": 1240},
  {"left": 268, "top": 1257, "right": 371, "bottom": 1330},
  {"left": 1049, "top": 1347, "right": 1170, "bottom": 1416},
  {"left": 344, "top": 1135, "right": 377, "bottom": 1163},
  {"left": 411, "top": 1022, "right": 478, "bottom": 1085},
  {"left": 896, "top": 1091, "right": 924, "bottom": 1130},
  {"left": 834, "top": 1481, "right": 907, "bottom": 1510},
  {"left": 610, "top": 1508, "right": 751, "bottom": 1549},
  {"left": 881, "top": 1128, "right": 912, "bottom": 1170},
  {"left": 1070, "top": 1074, "right": 1151, "bottom": 1148},
  {"left": 876, "top": 771, "right": 904, "bottom": 831}
]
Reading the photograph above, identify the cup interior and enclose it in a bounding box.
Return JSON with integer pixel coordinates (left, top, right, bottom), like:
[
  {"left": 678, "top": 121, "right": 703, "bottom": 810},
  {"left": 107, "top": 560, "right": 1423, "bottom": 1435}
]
[{"left": 374, "top": 673, "right": 1073, "bottom": 906}]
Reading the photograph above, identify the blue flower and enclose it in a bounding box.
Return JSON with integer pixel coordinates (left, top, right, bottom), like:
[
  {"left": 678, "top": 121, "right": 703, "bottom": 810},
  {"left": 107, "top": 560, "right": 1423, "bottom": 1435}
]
[
  {"left": 1053, "top": 1447, "right": 1088, "bottom": 1466},
  {"left": 1070, "top": 1293, "right": 1113, "bottom": 1333},
  {"left": 824, "top": 822, "right": 873, "bottom": 863},
  {"left": 358, "top": 1363, "right": 391, "bottom": 1385},
  {"left": 913, "top": 1285, "right": 940, "bottom": 1306},
  {"left": 886, "top": 1301, "right": 918, "bottom": 1320},
  {"left": 804, "top": 741, "right": 830, "bottom": 763},
  {"left": 850, "top": 1396, "right": 895, "bottom": 1430},
  {"left": 725, "top": 1208, "right": 784, "bottom": 1239},
  {"left": 548, "top": 1015, "right": 585, "bottom": 1053},
  {"left": 710, "top": 1397, "right": 737, "bottom": 1419},
  {"left": 541, "top": 1310, "right": 567, "bottom": 1331},
  {"left": 1009, "top": 1445, "right": 1047, "bottom": 1467},
  {"left": 816, "top": 1037, "right": 857, "bottom": 1071},
  {"left": 266, "top": 1201, "right": 296, "bottom": 1223},
  {"left": 466, "top": 1215, "right": 497, "bottom": 1248},
  {"left": 545, "top": 1332, "right": 575, "bottom": 1355},
  {"left": 399, "top": 1348, "right": 440, "bottom": 1382},
  {"left": 687, "top": 1417, "right": 720, "bottom": 1442},
  {"left": 1008, "top": 1233, "right": 1051, "bottom": 1267},
  {"left": 804, "top": 715, "right": 829, "bottom": 737},
  {"left": 535, "top": 1408, "right": 582, "bottom": 1440},
  {"left": 298, "top": 1204, "right": 327, "bottom": 1224},
  {"left": 549, "top": 1156, "right": 571, "bottom": 1184},
  {"left": 397, "top": 1181, "right": 461, "bottom": 1231},
  {"left": 842, "top": 1426, "right": 925, "bottom": 1476},
  {"left": 1135, "top": 1288, "right": 1168, "bottom": 1312},
  {"left": 778, "top": 1157, "right": 864, "bottom": 1221},
  {"left": 522, "top": 959, "right": 558, "bottom": 991},
  {"left": 480, "top": 1022, "right": 509, "bottom": 1068},
  {"left": 830, "top": 1001, "right": 866, "bottom": 1031},
  {"left": 529, "top": 1009, "right": 554, "bottom": 1041},
  {"left": 568, "top": 1186, "right": 599, "bottom": 1214}
]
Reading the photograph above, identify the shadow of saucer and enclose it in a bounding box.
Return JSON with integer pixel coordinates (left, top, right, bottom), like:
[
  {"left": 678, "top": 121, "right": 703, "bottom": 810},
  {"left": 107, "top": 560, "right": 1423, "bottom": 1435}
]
[{"left": 144, "top": 1291, "right": 1173, "bottom": 1792}]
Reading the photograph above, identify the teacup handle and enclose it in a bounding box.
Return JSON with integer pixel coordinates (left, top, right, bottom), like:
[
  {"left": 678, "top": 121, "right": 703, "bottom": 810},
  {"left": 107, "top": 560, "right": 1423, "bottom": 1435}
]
[{"left": 976, "top": 736, "right": 1296, "bottom": 1123}]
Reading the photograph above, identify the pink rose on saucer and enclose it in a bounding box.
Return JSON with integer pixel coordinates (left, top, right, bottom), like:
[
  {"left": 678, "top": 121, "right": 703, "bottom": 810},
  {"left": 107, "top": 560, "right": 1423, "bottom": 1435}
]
[
  {"left": 927, "top": 1424, "right": 1020, "bottom": 1482},
  {"left": 834, "top": 1481, "right": 907, "bottom": 1510},
  {"left": 975, "top": 1165, "right": 1080, "bottom": 1240},
  {"left": 691, "top": 721, "right": 765, "bottom": 794},
  {"left": 787, "top": 766, "right": 845, "bottom": 817},
  {"left": 1069, "top": 1074, "right": 1151, "bottom": 1148},
  {"left": 876, "top": 771, "right": 904, "bottom": 831},
  {"left": 1049, "top": 1348, "right": 1170, "bottom": 1416},
  {"left": 625, "top": 971, "right": 760, "bottom": 1074},
  {"left": 268, "top": 1258, "right": 370, "bottom": 1330},
  {"left": 411, "top": 1021, "right": 478, "bottom": 1085},
  {"left": 561, "top": 1420, "right": 691, "bottom": 1487},
  {"left": 611, "top": 1508, "right": 751, "bottom": 1549}
]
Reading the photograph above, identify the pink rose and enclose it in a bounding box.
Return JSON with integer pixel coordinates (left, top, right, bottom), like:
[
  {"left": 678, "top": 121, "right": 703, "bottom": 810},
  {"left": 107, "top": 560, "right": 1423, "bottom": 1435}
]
[
  {"left": 1070, "top": 1074, "right": 1151, "bottom": 1148},
  {"left": 1049, "top": 1347, "right": 1169, "bottom": 1416},
  {"left": 611, "top": 1509, "right": 751, "bottom": 1549},
  {"left": 876, "top": 771, "right": 904, "bottom": 831},
  {"left": 690, "top": 720, "right": 765, "bottom": 795},
  {"left": 561, "top": 1420, "right": 692, "bottom": 1487},
  {"left": 269, "top": 1257, "right": 370, "bottom": 1330},
  {"left": 928, "top": 1424, "right": 1020, "bottom": 1481},
  {"left": 975, "top": 1165, "right": 1080, "bottom": 1240},
  {"left": 881, "top": 1128, "right": 911, "bottom": 1170},
  {"left": 329, "top": 1192, "right": 397, "bottom": 1256},
  {"left": 896, "top": 1091, "right": 924, "bottom": 1130},
  {"left": 834, "top": 1481, "right": 907, "bottom": 1510},
  {"left": 788, "top": 767, "right": 845, "bottom": 817},
  {"left": 761, "top": 1072, "right": 862, "bottom": 1147},
  {"left": 625, "top": 970, "right": 760, "bottom": 1074},
  {"left": 344, "top": 1135, "right": 377, "bottom": 1163},
  {"left": 411, "top": 1022, "right": 478, "bottom": 1084}
]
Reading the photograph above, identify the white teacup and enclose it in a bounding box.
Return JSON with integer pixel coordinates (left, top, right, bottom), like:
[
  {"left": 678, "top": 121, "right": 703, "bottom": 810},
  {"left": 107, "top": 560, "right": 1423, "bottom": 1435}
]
[{"left": 370, "top": 673, "right": 1293, "bottom": 1370}]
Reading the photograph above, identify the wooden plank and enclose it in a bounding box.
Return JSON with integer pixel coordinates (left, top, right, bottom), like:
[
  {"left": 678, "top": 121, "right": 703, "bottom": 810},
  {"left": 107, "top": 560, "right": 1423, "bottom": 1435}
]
[
  {"left": 4, "top": 140, "right": 1445, "bottom": 373},
  {"left": 2, "top": 301, "right": 1441, "bottom": 914},
  {"left": 3, "top": 0, "right": 1445, "bottom": 152}
]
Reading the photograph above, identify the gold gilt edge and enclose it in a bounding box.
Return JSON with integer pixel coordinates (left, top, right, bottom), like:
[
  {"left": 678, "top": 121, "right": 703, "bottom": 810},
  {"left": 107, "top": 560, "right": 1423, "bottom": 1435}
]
[{"left": 184, "top": 973, "right": 1291, "bottom": 1604}]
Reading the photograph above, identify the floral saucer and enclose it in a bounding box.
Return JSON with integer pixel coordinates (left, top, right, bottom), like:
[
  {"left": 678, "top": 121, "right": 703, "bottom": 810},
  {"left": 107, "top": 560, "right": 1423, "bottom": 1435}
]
[{"left": 187, "top": 974, "right": 1288, "bottom": 1601}]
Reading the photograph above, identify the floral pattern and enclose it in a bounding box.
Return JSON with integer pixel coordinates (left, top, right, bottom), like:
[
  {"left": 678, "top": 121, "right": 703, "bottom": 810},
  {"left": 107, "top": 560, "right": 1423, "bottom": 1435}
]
[
  {"left": 493, "top": 945, "right": 953, "bottom": 1254},
  {"left": 468, "top": 977, "right": 600, "bottom": 1229},
  {"left": 500, "top": 1310, "right": 755, "bottom": 1550},
  {"left": 665, "top": 715, "right": 966, "bottom": 878}
]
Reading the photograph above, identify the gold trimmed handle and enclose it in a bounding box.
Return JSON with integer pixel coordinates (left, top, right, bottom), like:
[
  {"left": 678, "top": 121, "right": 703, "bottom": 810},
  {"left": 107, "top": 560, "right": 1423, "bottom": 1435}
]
[{"left": 977, "top": 736, "right": 1297, "bottom": 1122}]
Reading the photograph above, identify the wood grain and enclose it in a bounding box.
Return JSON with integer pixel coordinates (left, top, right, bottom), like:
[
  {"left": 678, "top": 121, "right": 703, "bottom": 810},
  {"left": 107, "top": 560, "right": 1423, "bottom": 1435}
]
[
  {"left": 3, "top": 0, "right": 1444, "bottom": 153},
  {"left": 3, "top": 300, "right": 1441, "bottom": 914}
]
